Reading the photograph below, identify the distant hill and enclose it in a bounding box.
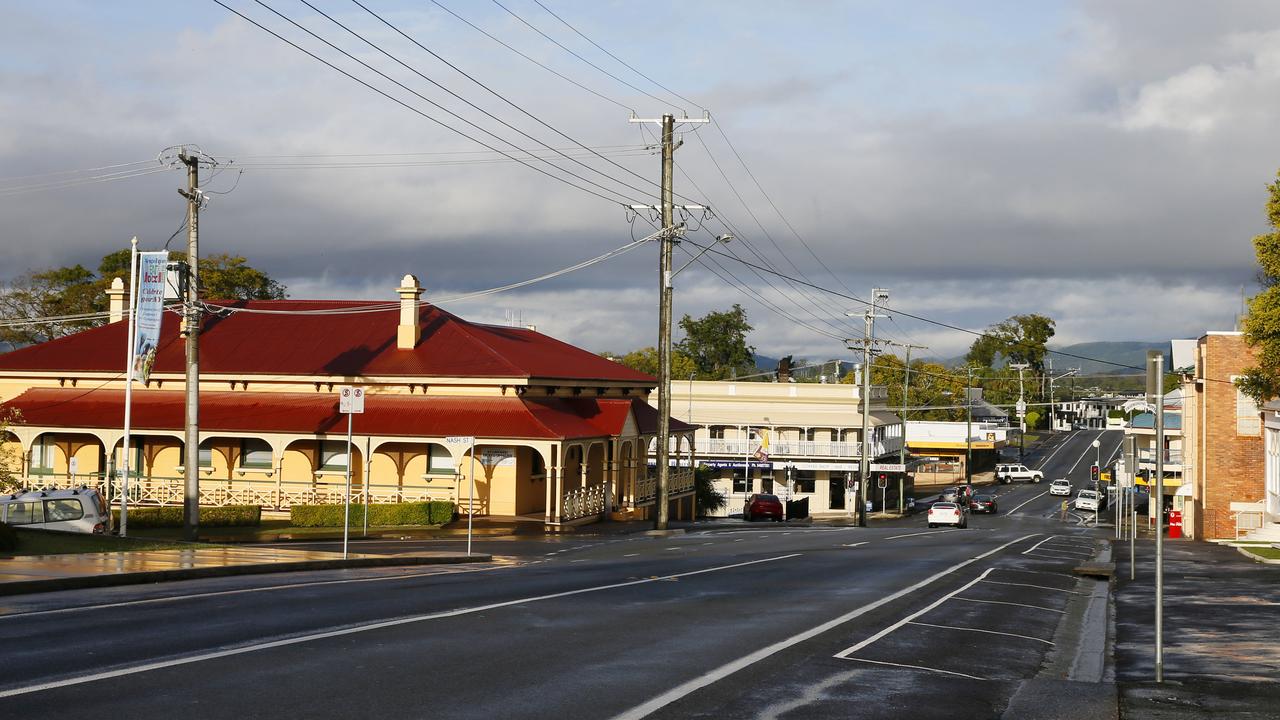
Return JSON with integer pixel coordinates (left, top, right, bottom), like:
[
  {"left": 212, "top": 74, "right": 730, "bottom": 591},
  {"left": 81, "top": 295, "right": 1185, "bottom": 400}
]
[{"left": 923, "top": 341, "right": 1169, "bottom": 375}]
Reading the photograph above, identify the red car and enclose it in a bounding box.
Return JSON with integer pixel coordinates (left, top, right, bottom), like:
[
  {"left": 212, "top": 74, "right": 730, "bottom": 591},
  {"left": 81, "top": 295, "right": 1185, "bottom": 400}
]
[{"left": 744, "top": 493, "right": 784, "bottom": 522}]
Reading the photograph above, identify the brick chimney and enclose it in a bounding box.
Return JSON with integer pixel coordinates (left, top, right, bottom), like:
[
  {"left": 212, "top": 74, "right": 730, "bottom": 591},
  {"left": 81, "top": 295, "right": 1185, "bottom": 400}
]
[
  {"left": 106, "top": 277, "right": 127, "bottom": 323},
  {"left": 397, "top": 274, "right": 424, "bottom": 349}
]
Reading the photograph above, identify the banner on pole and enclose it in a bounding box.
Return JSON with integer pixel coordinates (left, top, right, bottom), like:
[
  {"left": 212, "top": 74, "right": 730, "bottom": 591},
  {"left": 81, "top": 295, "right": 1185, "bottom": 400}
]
[{"left": 133, "top": 252, "right": 169, "bottom": 383}]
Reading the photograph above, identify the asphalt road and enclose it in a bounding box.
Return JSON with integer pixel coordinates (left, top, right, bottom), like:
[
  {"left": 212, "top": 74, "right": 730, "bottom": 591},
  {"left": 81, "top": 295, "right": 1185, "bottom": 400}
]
[{"left": 0, "top": 430, "right": 1124, "bottom": 720}]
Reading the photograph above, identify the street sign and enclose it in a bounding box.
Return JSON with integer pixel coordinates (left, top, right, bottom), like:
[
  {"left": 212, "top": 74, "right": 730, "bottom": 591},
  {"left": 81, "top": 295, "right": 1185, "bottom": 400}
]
[
  {"left": 870, "top": 463, "right": 905, "bottom": 473},
  {"left": 338, "top": 386, "right": 364, "bottom": 414},
  {"left": 445, "top": 435, "right": 476, "bottom": 446},
  {"left": 1016, "top": 400, "right": 1027, "bottom": 418}
]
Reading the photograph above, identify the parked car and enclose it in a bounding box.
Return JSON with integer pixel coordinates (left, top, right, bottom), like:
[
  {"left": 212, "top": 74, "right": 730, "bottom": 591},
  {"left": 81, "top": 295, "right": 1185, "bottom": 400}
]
[
  {"left": 1074, "top": 489, "right": 1102, "bottom": 512},
  {"left": 927, "top": 501, "right": 967, "bottom": 528},
  {"left": 942, "top": 484, "right": 974, "bottom": 506},
  {"left": 995, "top": 463, "right": 1044, "bottom": 484},
  {"left": 0, "top": 487, "right": 110, "bottom": 534},
  {"left": 743, "top": 493, "right": 784, "bottom": 522},
  {"left": 969, "top": 494, "right": 998, "bottom": 514},
  {"left": 1049, "top": 478, "right": 1072, "bottom": 496}
]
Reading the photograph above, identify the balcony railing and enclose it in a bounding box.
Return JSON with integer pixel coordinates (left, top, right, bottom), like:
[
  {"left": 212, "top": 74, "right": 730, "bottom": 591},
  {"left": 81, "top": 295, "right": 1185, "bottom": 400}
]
[
  {"left": 1137, "top": 449, "right": 1183, "bottom": 465},
  {"left": 696, "top": 438, "right": 902, "bottom": 459},
  {"left": 633, "top": 468, "right": 695, "bottom": 505}
]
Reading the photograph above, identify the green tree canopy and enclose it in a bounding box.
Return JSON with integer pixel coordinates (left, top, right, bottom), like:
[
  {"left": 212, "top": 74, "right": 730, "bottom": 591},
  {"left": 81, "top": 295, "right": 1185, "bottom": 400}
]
[
  {"left": 677, "top": 304, "right": 756, "bottom": 380},
  {"left": 1241, "top": 170, "right": 1280, "bottom": 402},
  {"left": 844, "top": 355, "right": 970, "bottom": 421},
  {"left": 965, "top": 313, "right": 1056, "bottom": 373},
  {"left": 0, "top": 250, "right": 287, "bottom": 346},
  {"left": 607, "top": 347, "right": 696, "bottom": 379}
]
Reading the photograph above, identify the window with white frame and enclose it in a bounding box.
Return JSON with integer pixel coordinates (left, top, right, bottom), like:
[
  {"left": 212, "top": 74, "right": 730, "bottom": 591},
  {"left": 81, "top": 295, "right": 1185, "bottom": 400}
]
[
  {"left": 426, "top": 443, "right": 454, "bottom": 475},
  {"left": 319, "top": 441, "right": 349, "bottom": 471},
  {"left": 1233, "top": 376, "right": 1262, "bottom": 436},
  {"left": 240, "top": 439, "right": 273, "bottom": 469},
  {"left": 30, "top": 437, "right": 56, "bottom": 474}
]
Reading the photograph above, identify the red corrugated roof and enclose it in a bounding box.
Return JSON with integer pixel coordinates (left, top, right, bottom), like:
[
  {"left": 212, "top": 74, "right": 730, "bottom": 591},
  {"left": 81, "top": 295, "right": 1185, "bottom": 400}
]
[
  {"left": 0, "top": 388, "right": 685, "bottom": 441},
  {"left": 0, "top": 300, "right": 656, "bottom": 384}
]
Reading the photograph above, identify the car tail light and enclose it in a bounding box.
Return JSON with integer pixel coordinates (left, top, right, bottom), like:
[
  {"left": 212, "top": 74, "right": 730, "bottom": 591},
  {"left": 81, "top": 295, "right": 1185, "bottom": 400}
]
[{"left": 93, "top": 522, "right": 106, "bottom": 534}]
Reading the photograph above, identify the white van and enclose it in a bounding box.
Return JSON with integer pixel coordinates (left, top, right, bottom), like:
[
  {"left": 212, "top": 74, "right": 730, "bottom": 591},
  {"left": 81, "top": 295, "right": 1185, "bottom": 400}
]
[{"left": 0, "top": 487, "right": 111, "bottom": 534}]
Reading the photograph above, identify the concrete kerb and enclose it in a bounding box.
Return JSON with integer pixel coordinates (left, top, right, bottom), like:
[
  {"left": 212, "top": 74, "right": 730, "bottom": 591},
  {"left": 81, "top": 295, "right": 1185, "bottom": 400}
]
[
  {"left": 0, "top": 553, "right": 492, "bottom": 597},
  {"left": 1234, "top": 545, "right": 1280, "bottom": 564}
]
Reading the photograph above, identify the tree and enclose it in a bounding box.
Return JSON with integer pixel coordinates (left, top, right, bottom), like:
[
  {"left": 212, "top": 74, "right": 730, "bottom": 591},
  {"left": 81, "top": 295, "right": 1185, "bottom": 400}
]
[
  {"left": 0, "top": 410, "right": 21, "bottom": 493},
  {"left": 965, "top": 314, "right": 1056, "bottom": 373},
  {"left": 608, "top": 347, "right": 696, "bottom": 379},
  {"left": 0, "top": 250, "right": 287, "bottom": 347},
  {"left": 845, "top": 355, "right": 968, "bottom": 421},
  {"left": 677, "top": 304, "right": 755, "bottom": 380},
  {"left": 1241, "top": 170, "right": 1280, "bottom": 403}
]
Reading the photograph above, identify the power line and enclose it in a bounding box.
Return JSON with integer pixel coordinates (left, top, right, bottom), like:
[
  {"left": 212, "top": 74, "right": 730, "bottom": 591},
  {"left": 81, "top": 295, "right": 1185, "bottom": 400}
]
[
  {"left": 528, "top": 0, "right": 707, "bottom": 113},
  {"left": 490, "top": 0, "right": 685, "bottom": 114},
  {"left": 310, "top": 0, "right": 664, "bottom": 203},
  {"left": 210, "top": 0, "right": 641, "bottom": 207},
  {"left": 0, "top": 159, "right": 156, "bottom": 185}
]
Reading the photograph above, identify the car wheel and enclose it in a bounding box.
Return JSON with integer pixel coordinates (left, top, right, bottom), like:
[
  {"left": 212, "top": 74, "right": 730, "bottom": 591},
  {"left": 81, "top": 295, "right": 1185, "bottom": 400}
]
[
  {"left": 744, "top": 511, "right": 752, "bottom": 522},
  {"left": 1033, "top": 476, "right": 1041, "bottom": 483},
  {"left": 928, "top": 523, "right": 935, "bottom": 528}
]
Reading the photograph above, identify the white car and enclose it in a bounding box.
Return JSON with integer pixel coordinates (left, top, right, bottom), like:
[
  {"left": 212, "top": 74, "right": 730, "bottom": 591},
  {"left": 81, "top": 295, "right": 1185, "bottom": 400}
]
[
  {"left": 1049, "top": 478, "right": 1072, "bottom": 496},
  {"left": 1074, "top": 489, "right": 1101, "bottom": 512},
  {"left": 0, "top": 487, "right": 111, "bottom": 534},
  {"left": 996, "top": 463, "right": 1044, "bottom": 484},
  {"left": 928, "top": 501, "right": 967, "bottom": 529}
]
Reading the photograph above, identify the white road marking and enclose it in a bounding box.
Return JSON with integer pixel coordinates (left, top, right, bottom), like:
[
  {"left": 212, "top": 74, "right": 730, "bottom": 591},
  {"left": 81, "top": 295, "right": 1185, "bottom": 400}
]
[
  {"left": 981, "top": 580, "right": 1083, "bottom": 595},
  {"left": 1026, "top": 550, "right": 1093, "bottom": 560},
  {"left": 885, "top": 529, "right": 961, "bottom": 540},
  {"left": 0, "top": 553, "right": 801, "bottom": 699},
  {"left": 0, "top": 564, "right": 511, "bottom": 621},
  {"left": 907, "top": 621, "right": 1054, "bottom": 645},
  {"left": 1022, "top": 535, "right": 1058, "bottom": 555},
  {"left": 1034, "top": 432, "right": 1076, "bottom": 470},
  {"left": 610, "top": 534, "right": 1037, "bottom": 720},
  {"left": 835, "top": 569, "right": 994, "bottom": 659},
  {"left": 1008, "top": 491, "right": 1049, "bottom": 515},
  {"left": 840, "top": 656, "right": 984, "bottom": 680},
  {"left": 1067, "top": 431, "right": 1108, "bottom": 474},
  {"left": 953, "top": 596, "right": 1064, "bottom": 613},
  {"left": 842, "top": 542, "right": 869, "bottom": 548},
  {"left": 623, "top": 553, "right": 639, "bottom": 557}
]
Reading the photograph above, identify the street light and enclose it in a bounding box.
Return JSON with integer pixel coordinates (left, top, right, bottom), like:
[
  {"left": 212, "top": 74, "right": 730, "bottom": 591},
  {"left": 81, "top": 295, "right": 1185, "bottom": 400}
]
[
  {"left": 672, "top": 234, "right": 733, "bottom": 277},
  {"left": 1091, "top": 438, "right": 1102, "bottom": 528},
  {"left": 1092, "top": 438, "right": 1101, "bottom": 482}
]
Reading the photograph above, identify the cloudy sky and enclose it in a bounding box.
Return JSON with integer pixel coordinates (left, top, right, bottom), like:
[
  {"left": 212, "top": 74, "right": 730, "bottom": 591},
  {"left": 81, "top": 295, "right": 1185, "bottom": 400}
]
[{"left": 3, "top": 1, "right": 1280, "bottom": 362}]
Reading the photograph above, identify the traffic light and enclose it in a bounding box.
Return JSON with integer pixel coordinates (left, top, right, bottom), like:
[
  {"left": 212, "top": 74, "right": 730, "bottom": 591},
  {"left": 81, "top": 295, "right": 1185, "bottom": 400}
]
[{"left": 1090, "top": 464, "right": 1100, "bottom": 486}]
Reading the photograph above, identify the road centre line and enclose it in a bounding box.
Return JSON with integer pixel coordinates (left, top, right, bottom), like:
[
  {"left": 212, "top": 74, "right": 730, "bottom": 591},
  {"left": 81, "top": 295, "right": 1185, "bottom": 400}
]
[
  {"left": 834, "top": 569, "right": 994, "bottom": 659},
  {"left": 0, "top": 553, "right": 801, "bottom": 699},
  {"left": 840, "top": 656, "right": 984, "bottom": 681},
  {"left": 0, "top": 564, "right": 513, "bottom": 621},
  {"left": 907, "top": 621, "right": 1054, "bottom": 645},
  {"left": 1067, "top": 431, "right": 1108, "bottom": 474},
  {"left": 884, "top": 529, "right": 961, "bottom": 540},
  {"left": 1008, "top": 491, "right": 1049, "bottom": 515},
  {"left": 610, "top": 534, "right": 1037, "bottom": 720},
  {"left": 953, "top": 596, "right": 1064, "bottom": 613},
  {"left": 1034, "top": 432, "right": 1077, "bottom": 470}
]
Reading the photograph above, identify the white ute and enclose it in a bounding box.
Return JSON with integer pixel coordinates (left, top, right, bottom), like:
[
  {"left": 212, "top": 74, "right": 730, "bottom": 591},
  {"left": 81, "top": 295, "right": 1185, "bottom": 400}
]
[{"left": 996, "top": 463, "right": 1043, "bottom": 484}]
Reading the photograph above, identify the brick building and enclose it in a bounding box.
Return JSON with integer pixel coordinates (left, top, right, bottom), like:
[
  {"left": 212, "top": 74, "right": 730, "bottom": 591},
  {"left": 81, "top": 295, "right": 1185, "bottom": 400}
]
[{"left": 1179, "top": 331, "right": 1265, "bottom": 539}]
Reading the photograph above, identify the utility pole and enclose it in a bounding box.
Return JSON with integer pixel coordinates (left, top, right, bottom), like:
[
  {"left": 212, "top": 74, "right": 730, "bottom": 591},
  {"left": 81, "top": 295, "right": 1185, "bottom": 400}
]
[
  {"left": 177, "top": 150, "right": 202, "bottom": 541},
  {"left": 965, "top": 366, "right": 977, "bottom": 483},
  {"left": 888, "top": 341, "right": 926, "bottom": 515},
  {"left": 1011, "top": 363, "right": 1029, "bottom": 463},
  {"left": 848, "top": 290, "right": 888, "bottom": 527},
  {"left": 629, "top": 112, "right": 708, "bottom": 531}
]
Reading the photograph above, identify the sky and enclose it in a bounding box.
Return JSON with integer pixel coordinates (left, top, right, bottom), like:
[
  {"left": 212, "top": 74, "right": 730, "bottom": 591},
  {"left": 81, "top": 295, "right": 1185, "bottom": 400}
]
[{"left": 3, "top": 0, "right": 1280, "bottom": 364}]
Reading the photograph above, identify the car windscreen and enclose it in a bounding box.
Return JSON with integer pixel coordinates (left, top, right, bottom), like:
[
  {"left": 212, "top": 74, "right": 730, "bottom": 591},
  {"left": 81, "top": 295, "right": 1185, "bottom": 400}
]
[{"left": 757, "top": 495, "right": 780, "bottom": 502}]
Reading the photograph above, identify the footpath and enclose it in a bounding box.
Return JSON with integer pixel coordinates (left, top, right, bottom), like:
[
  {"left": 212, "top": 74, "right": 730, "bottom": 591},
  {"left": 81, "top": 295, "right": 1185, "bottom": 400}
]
[
  {"left": 0, "top": 544, "right": 490, "bottom": 596},
  {"left": 1114, "top": 536, "right": 1280, "bottom": 718}
]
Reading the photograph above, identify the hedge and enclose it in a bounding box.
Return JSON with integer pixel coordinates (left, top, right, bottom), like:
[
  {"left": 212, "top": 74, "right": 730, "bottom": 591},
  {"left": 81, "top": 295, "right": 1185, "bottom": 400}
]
[
  {"left": 290, "top": 501, "right": 454, "bottom": 527},
  {"left": 111, "top": 505, "right": 262, "bottom": 528},
  {"left": 0, "top": 522, "right": 17, "bottom": 552}
]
